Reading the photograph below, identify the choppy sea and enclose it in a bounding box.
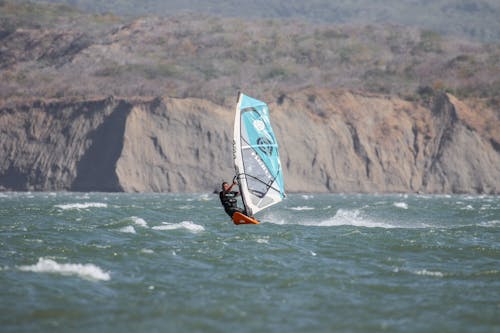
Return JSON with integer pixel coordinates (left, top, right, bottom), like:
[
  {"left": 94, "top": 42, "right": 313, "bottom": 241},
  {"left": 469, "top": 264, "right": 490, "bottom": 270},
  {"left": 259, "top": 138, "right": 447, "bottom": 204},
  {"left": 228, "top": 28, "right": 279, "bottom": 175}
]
[{"left": 1, "top": 192, "right": 499, "bottom": 333}]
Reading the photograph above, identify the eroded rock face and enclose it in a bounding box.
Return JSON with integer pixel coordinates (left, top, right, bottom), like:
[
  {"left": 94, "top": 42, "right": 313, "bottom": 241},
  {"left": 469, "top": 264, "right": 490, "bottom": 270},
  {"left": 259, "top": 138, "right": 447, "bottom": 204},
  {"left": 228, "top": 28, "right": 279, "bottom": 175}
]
[
  {"left": 273, "top": 90, "right": 499, "bottom": 194},
  {"left": 0, "top": 97, "right": 131, "bottom": 191},
  {"left": 115, "top": 97, "right": 233, "bottom": 192},
  {"left": 0, "top": 90, "right": 498, "bottom": 193}
]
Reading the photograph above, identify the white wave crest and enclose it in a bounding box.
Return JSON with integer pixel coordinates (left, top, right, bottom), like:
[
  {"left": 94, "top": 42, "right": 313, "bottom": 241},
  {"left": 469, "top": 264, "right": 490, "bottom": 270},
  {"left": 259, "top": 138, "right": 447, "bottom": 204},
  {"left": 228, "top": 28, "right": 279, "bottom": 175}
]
[
  {"left": 413, "top": 269, "right": 444, "bottom": 278},
  {"left": 178, "top": 205, "right": 195, "bottom": 210},
  {"left": 152, "top": 221, "right": 204, "bottom": 233},
  {"left": 479, "top": 220, "right": 500, "bottom": 227},
  {"left": 198, "top": 194, "right": 211, "bottom": 201},
  {"left": 299, "top": 209, "right": 395, "bottom": 228},
  {"left": 119, "top": 226, "right": 136, "bottom": 234},
  {"left": 55, "top": 202, "right": 108, "bottom": 210},
  {"left": 393, "top": 202, "right": 408, "bottom": 209},
  {"left": 18, "top": 258, "right": 110, "bottom": 281},
  {"left": 289, "top": 206, "right": 315, "bottom": 211},
  {"left": 131, "top": 216, "right": 148, "bottom": 228}
]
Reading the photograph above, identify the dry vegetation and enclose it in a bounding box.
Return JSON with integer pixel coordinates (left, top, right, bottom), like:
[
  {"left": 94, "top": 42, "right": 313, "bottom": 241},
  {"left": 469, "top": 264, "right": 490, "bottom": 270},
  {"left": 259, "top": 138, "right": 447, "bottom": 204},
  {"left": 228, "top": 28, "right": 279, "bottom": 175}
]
[
  {"left": 32, "top": 0, "right": 500, "bottom": 42},
  {"left": 1, "top": 1, "right": 499, "bottom": 106}
]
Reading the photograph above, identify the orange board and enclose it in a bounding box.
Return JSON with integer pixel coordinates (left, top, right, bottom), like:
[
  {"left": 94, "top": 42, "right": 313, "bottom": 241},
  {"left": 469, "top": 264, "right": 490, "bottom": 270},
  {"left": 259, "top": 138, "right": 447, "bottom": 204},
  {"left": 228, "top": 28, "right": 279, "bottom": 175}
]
[{"left": 232, "top": 212, "right": 260, "bottom": 225}]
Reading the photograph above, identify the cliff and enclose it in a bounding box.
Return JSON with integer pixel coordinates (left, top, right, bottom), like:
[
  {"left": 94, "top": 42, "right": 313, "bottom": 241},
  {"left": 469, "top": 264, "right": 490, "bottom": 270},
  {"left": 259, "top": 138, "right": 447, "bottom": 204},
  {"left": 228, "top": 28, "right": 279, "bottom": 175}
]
[{"left": 0, "top": 90, "right": 498, "bottom": 193}]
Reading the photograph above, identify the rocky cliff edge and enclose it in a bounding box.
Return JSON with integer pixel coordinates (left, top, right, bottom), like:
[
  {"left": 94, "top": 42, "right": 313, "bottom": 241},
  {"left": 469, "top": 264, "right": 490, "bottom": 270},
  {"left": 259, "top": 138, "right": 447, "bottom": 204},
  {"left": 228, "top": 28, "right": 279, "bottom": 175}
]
[{"left": 0, "top": 90, "right": 498, "bottom": 193}]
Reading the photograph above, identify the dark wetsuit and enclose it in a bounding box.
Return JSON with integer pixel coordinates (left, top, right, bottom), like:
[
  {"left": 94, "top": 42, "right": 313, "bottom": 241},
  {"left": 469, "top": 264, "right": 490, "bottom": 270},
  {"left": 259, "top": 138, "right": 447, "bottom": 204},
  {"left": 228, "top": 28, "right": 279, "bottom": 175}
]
[{"left": 219, "top": 190, "right": 245, "bottom": 218}]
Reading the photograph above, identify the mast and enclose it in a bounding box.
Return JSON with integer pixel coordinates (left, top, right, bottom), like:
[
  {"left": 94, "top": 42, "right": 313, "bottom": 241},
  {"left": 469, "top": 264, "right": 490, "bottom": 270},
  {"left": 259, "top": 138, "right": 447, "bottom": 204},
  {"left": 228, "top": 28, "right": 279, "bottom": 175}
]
[{"left": 233, "top": 92, "right": 251, "bottom": 216}]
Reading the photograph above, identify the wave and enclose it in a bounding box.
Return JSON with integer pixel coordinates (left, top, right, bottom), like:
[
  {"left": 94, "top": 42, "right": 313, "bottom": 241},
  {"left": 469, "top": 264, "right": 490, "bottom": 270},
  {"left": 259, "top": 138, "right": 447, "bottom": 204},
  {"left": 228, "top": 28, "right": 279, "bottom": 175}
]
[
  {"left": 266, "top": 209, "right": 397, "bottom": 228},
  {"left": 55, "top": 202, "right": 108, "bottom": 210},
  {"left": 197, "top": 194, "right": 212, "bottom": 201},
  {"left": 178, "top": 205, "right": 195, "bottom": 210},
  {"left": 255, "top": 237, "right": 270, "bottom": 244},
  {"left": 393, "top": 267, "right": 444, "bottom": 277},
  {"left": 130, "top": 216, "right": 148, "bottom": 228},
  {"left": 306, "top": 209, "right": 396, "bottom": 228},
  {"left": 118, "top": 226, "right": 136, "bottom": 234},
  {"left": 480, "top": 204, "right": 493, "bottom": 210},
  {"left": 18, "top": 258, "right": 110, "bottom": 281},
  {"left": 393, "top": 202, "right": 408, "bottom": 209},
  {"left": 152, "top": 221, "right": 204, "bottom": 233},
  {"left": 289, "top": 206, "right": 315, "bottom": 211},
  {"left": 412, "top": 269, "right": 445, "bottom": 277},
  {"left": 395, "top": 267, "right": 500, "bottom": 279},
  {"left": 479, "top": 220, "right": 500, "bottom": 227}
]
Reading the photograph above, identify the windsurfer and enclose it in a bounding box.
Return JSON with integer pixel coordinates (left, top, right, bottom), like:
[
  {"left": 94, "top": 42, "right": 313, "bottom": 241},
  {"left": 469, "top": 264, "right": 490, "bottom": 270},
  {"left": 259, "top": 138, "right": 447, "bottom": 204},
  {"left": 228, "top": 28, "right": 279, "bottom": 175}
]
[{"left": 219, "top": 180, "right": 247, "bottom": 218}]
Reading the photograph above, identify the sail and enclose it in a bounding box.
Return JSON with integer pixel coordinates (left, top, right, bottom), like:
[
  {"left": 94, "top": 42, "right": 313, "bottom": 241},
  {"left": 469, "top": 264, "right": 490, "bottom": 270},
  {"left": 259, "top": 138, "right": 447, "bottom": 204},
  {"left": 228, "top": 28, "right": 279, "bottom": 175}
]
[{"left": 233, "top": 92, "right": 285, "bottom": 216}]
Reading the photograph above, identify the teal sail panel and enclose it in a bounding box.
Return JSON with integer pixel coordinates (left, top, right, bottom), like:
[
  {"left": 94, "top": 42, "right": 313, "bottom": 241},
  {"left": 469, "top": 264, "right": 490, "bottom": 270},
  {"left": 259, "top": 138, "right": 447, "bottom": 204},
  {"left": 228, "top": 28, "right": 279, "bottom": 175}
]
[{"left": 233, "top": 92, "right": 285, "bottom": 215}]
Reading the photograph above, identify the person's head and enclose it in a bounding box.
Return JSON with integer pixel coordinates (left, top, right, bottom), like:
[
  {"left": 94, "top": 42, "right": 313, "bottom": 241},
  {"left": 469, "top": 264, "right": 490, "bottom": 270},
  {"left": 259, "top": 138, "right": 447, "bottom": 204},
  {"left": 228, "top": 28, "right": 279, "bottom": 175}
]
[{"left": 222, "top": 182, "right": 229, "bottom": 190}]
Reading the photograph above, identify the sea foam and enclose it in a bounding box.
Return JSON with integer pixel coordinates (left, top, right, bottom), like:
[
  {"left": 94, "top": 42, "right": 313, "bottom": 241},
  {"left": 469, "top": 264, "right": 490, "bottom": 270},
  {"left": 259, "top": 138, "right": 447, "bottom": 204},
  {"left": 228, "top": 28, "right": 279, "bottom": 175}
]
[
  {"left": 413, "top": 269, "right": 445, "bottom": 278},
  {"left": 299, "top": 209, "right": 395, "bottom": 228},
  {"left": 130, "top": 216, "right": 148, "bottom": 228},
  {"left": 119, "top": 226, "right": 136, "bottom": 234},
  {"left": 393, "top": 202, "right": 408, "bottom": 209},
  {"left": 197, "top": 194, "right": 211, "bottom": 201},
  {"left": 289, "top": 206, "right": 315, "bottom": 211},
  {"left": 18, "top": 258, "right": 110, "bottom": 281},
  {"left": 152, "top": 221, "right": 204, "bottom": 233},
  {"left": 55, "top": 202, "right": 108, "bottom": 210}
]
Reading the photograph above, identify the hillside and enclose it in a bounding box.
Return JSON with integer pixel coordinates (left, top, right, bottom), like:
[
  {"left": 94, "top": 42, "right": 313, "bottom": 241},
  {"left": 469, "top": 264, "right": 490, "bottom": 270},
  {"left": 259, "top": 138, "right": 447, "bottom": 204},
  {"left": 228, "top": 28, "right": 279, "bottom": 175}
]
[
  {"left": 1, "top": 1, "right": 499, "bottom": 106},
  {"left": 0, "top": 1, "right": 498, "bottom": 194},
  {"left": 30, "top": 0, "right": 500, "bottom": 42}
]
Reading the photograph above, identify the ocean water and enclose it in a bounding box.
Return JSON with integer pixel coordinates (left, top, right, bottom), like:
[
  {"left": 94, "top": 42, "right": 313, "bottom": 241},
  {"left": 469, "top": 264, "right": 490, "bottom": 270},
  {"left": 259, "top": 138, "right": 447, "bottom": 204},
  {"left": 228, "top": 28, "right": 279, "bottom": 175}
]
[{"left": 1, "top": 192, "right": 499, "bottom": 333}]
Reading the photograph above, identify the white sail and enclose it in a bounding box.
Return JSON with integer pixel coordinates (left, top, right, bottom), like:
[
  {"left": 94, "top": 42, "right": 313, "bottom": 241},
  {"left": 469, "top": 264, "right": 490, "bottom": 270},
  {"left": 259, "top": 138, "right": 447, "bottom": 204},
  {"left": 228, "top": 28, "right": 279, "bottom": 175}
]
[{"left": 233, "top": 92, "right": 285, "bottom": 216}]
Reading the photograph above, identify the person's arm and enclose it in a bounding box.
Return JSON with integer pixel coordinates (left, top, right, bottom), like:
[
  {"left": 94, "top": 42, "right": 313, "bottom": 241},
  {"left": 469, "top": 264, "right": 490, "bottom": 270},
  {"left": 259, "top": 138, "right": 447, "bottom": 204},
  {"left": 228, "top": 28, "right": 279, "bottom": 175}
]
[
  {"left": 227, "top": 179, "right": 238, "bottom": 191},
  {"left": 229, "top": 180, "right": 241, "bottom": 196}
]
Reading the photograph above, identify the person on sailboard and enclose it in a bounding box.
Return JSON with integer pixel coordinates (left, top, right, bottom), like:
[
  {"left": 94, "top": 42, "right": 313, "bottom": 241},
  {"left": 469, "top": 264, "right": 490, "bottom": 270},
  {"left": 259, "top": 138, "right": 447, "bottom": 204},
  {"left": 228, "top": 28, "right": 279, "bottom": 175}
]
[{"left": 219, "top": 179, "right": 247, "bottom": 218}]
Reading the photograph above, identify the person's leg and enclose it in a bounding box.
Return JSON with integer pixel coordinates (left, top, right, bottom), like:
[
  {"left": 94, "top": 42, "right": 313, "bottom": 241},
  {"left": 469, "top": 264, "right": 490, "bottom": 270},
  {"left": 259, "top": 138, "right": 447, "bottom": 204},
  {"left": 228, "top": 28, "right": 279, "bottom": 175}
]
[{"left": 229, "top": 207, "right": 244, "bottom": 217}]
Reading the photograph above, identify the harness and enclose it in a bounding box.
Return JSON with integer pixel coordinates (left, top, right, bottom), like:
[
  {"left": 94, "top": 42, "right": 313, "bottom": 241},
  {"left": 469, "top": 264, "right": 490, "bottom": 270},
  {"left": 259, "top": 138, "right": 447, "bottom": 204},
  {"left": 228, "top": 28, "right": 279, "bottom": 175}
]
[{"left": 219, "top": 190, "right": 238, "bottom": 209}]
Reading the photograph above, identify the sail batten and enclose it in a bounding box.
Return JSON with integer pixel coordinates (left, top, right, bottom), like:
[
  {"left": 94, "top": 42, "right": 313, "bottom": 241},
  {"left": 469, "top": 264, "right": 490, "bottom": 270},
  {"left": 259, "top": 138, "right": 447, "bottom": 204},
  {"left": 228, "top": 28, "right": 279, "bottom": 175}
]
[{"left": 233, "top": 92, "right": 285, "bottom": 216}]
